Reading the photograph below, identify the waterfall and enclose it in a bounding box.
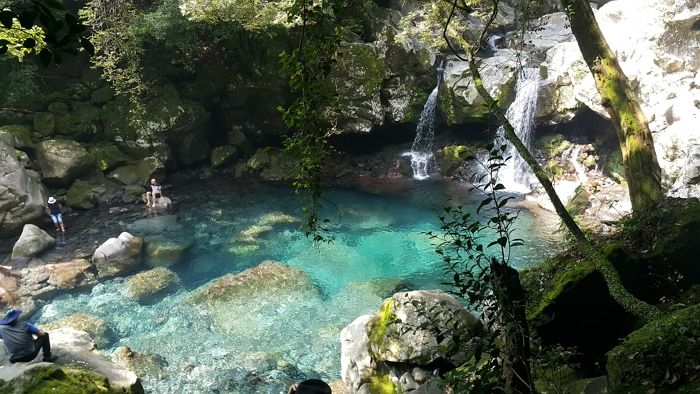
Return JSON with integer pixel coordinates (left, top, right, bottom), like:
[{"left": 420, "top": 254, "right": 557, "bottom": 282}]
[
  {"left": 567, "top": 145, "right": 588, "bottom": 184},
  {"left": 403, "top": 64, "right": 444, "bottom": 180},
  {"left": 498, "top": 67, "right": 542, "bottom": 193}
]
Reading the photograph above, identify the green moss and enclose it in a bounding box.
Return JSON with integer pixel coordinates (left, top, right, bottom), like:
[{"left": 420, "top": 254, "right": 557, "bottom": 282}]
[
  {"left": 537, "top": 134, "right": 572, "bottom": 157},
  {"left": 88, "top": 144, "right": 131, "bottom": 172},
  {"left": 367, "top": 299, "right": 396, "bottom": 352},
  {"left": 607, "top": 304, "right": 700, "bottom": 392},
  {"left": 521, "top": 254, "right": 596, "bottom": 325},
  {"left": 336, "top": 44, "right": 386, "bottom": 97},
  {"left": 67, "top": 179, "right": 98, "bottom": 210},
  {"left": 0, "top": 364, "right": 119, "bottom": 394},
  {"left": 0, "top": 124, "right": 34, "bottom": 148},
  {"left": 368, "top": 373, "right": 398, "bottom": 394}
]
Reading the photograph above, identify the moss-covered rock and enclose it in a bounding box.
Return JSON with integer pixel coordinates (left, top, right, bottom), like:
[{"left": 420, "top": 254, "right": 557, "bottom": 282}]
[
  {"left": 88, "top": 144, "right": 131, "bottom": 172},
  {"left": 66, "top": 179, "right": 99, "bottom": 210},
  {"left": 112, "top": 347, "right": 167, "bottom": 379},
  {"left": 91, "top": 85, "right": 115, "bottom": 105},
  {"left": 35, "top": 139, "right": 93, "bottom": 186},
  {"left": 108, "top": 157, "right": 165, "bottom": 186},
  {"left": 32, "top": 112, "right": 55, "bottom": 136},
  {"left": 47, "top": 101, "right": 69, "bottom": 115},
  {"left": 607, "top": 304, "right": 700, "bottom": 393},
  {"left": 246, "top": 148, "right": 295, "bottom": 181},
  {"left": 521, "top": 250, "right": 637, "bottom": 370},
  {"left": 0, "top": 364, "right": 120, "bottom": 394},
  {"left": 144, "top": 235, "right": 193, "bottom": 268},
  {"left": 210, "top": 145, "right": 237, "bottom": 168},
  {"left": 0, "top": 124, "right": 33, "bottom": 149}
]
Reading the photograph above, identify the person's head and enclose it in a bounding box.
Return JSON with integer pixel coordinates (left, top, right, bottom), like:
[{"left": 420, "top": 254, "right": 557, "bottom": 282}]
[
  {"left": 292, "top": 379, "right": 331, "bottom": 394},
  {"left": 0, "top": 309, "right": 21, "bottom": 326},
  {"left": 150, "top": 178, "right": 157, "bottom": 185},
  {"left": 47, "top": 196, "right": 56, "bottom": 204}
]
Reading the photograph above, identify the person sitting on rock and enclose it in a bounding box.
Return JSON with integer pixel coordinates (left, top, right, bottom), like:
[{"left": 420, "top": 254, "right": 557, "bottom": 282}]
[
  {"left": 0, "top": 309, "right": 57, "bottom": 363},
  {"left": 287, "top": 379, "right": 332, "bottom": 394},
  {"left": 146, "top": 178, "right": 163, "bottom": 208},
  {"left": 46, "top": 196, "right": 65, "bottom": 232}
]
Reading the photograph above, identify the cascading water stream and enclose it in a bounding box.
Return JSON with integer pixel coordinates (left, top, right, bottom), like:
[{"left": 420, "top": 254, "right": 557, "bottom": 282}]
[
  {"left": 567, "top": 145, "right": 589, "bottom": 185},
  {"left": 498, "top": 67, "right": 542, "bottom": 193},
  {"left": 403, "top": 63, "right": 444, "bottom": 180}
]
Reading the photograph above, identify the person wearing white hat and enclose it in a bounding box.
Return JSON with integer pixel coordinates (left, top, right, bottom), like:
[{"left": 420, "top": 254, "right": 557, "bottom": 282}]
[{"left": 46, "top": 196, "right": 65, "bottom": 232}]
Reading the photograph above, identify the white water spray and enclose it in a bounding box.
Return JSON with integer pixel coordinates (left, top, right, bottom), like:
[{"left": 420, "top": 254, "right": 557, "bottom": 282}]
[
  {"left": 404, "top": 64, "right": 444, "bottom": 180},
  {"left": 498, "top": 67, "right": 542, "bottom": 192}
]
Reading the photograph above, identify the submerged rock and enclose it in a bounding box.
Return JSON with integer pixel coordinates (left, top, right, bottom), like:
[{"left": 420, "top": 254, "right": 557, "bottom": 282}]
[
  {"left": 113, "top": 347, "right": 168, "bottom": 379},
  {"left": 11, "top": 224, "right": 55, "bottom": 260},
  {"left": 92, "top": 232, "right": 143, "bottom": 278},
  {"left": 127, "top": 215, "right": 182, "bottom": 236},
  {"left": 144, "top": 235, "right": 193, "bottom": 268},
  {"left": 126, "top": 267, "right": 181, "bottom": 304}
]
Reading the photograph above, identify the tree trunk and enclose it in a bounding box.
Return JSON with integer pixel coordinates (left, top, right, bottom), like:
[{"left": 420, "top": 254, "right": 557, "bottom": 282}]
[
  {"left": 561, "top": 0, "right": 663, "bottom": 211},
  {"left": 491, "top": 261, "right": 534, "bottom": 394},
  {"left": 468, "top": 59, "right": 660, "bottom": 323}
]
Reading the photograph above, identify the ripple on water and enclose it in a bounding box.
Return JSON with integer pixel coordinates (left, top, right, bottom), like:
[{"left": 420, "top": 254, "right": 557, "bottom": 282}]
[{"left": 34, "top": 180, "right": 562, "bottom": 393}]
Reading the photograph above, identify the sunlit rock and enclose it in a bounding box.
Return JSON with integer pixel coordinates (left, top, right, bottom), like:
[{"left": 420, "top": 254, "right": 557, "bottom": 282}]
[
  {"left": 108, "top": 156, "right": 165, "bottom": 186},
  {"left": 0, "top": 136, "right": 46, "bottom": 237},
  {"left": 0, "top": 328, "right": 143, "bottom": 393},
  {"left": 11, "top": 224, "right": 55, "bottom": 260},
  {"left": 92, "top": 232, "right": 143, "bottom": 278},
  {"left": 35, "top": 139, "right": 92, "bottom": 186},
  {"left": 126, "top": 267, "right": 181, "bottom": 304},
  {"left": 44, "top": 313, "right": 113, "bottom": 349}
]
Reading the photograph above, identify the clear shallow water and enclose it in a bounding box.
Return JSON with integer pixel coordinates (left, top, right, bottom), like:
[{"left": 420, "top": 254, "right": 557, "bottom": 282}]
[{"left": 34, "top": 178, "right": 561, "bottom": 393}]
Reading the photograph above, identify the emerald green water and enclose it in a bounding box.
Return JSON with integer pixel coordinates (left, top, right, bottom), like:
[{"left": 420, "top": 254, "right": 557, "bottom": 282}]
[{"left": 35, "top": 179, "right": 560, "bottom": 393}]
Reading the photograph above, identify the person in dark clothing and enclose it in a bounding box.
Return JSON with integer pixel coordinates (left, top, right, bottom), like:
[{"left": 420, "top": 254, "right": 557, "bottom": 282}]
[
  {"left": 288, "top": 379, "right": 332, "bottom": 394},
  {"left": 46, "top": 196, "right": 65, "bottom": 232},
  {"left": 0, "top": 309, "right": 56, "bottom": 363}
]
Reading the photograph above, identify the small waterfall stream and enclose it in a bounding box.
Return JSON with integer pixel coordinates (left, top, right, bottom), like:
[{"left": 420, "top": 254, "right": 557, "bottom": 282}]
[
  {"left": 404, "top": 64, "right": 444, "bottom": 180},
  {"left": 567, "top": 144, "right": 589, "bottom": 185},
  {"left": 498, "top": 67, "right": 542, "bottom": 192}
]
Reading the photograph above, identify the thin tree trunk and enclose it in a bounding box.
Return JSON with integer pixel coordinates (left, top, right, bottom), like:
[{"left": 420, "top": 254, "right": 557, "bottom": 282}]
[
  {"left": 561, "top": 0, "right": 664, "bottom": 211},
  {"left": 491, "top": 261, "right": 534, "bottom": 394},
  {"left": 468, "top": 59, "right": 660, "bottom": 323}
]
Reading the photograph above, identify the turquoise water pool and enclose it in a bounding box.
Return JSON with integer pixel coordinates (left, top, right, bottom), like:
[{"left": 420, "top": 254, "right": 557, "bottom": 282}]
[{"left": 35, "top": 178, "right": 561, "bottom": 393}]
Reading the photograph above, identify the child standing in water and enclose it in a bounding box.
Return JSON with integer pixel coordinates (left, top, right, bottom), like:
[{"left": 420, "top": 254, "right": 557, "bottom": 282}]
[{"left": 46, "top": 196, "right": 65, "bottom": 232}]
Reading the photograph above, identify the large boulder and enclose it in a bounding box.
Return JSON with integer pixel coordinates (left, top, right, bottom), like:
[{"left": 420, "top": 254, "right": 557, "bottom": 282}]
[
  {"left": 19, "top": 258, "right": 97, "bottom": 301},
  {"left": 0, "top": 136, "right": 45, "bottom": 237},
  {"left": 439, "top": 51, "right": 517, "bottom": 126},
  {"left": 210, "top": 145, "right": 237, "bottom": 168},
  {"left": 112, "top": 347, "right": 167, "bottom": 379},
  {"left": 35, "top": 139, "right": 92, "bottom": 186},
  {"left": 607, "top": 304, "right": 700, "bottom": 393},
  {"left": 107, "top": 156, "right": 165, "bottom": 186},
  {"left": 366, "top": 290, "right": 482, "bottom": 365},
  {"left": 66, "top": 179, "right": 99, "bottom": 210},
  {"left": 11, "top": 224, "right": 55, "bottom": 259},
  {"left": 92, "top": 232, "right": 143, "bottom": 277},
  {"left": 342, "top": 290, "right": 480, "bottom": 394},
  {"left": 0, "top": 327, "right": 144, "bottom": 393},
  {"left": 125, "top": 267, "right": 180, "bottom": 304},
  {"left": 32, "top": 112, "right": 55, "bottom": 136},
  {"left": 44, "top": 313, "right": 113, "bottom": 349},
  {"left": 88, "top": 144, "right": 131, "bottom": 172},
  {"left": 0, "top": 124, "right": 33, "bottom": 149},
  {"left": 143, "top": 86, "right": 211, "bottom": 165},
  {"left": 539, "top": 0, "right": 700, "bottom": 193}
]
